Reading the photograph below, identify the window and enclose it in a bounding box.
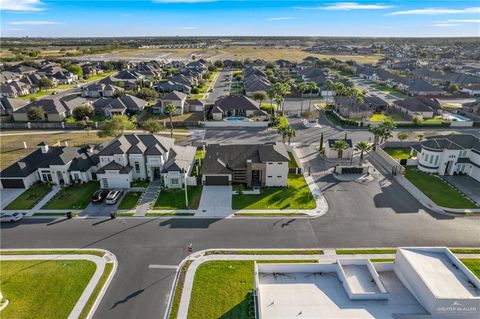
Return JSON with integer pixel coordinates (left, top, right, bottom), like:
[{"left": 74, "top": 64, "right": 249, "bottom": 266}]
[
  {"left": 171, "top": 178, "right": 179, "bottom": 185},
  {"left": 73, "top": 173, "right": 80, "bottom": 180},
  {"left": 134, "top": 162, "right": 140, "bottom": 173},
  {"left": 267, "top": 176, "right": 272, "bottom": 178},
  {"left": 434, "top": 156, "right": 439, "bottom": 166},
  {"left": 277, "top": 162, "right": 283, "bottom": 165},
  {"left": 425, "top": 154, "right": 429, "bottom": 162},
  {"left": 277, "top": 176, "right": 282, "bottom": 178},
  {"left": 268, "top": 162, "right": 273, "bottom": 165},
  {"left": 429, "top": 155, "right": 434, "bottom": 164}
]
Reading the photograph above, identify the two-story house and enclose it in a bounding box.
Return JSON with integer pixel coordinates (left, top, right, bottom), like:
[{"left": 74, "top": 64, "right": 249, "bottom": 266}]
[
  {"left": 201, "top": 142, "right": 289, "bottom": 187},
  {"left": 96, "top": 134, "right": 195, "bottom": 189}
]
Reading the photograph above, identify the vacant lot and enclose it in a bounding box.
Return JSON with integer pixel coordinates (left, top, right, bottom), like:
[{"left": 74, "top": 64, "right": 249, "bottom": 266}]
[
  {"left": 188, "top": 261, "right": 254, "bottom": 319},
  {"left": 75, "top": 47, "right": 383, "bottom": 64},
  {"left": 0, "top": 259, "right": 96, "bottom": 319},
  {"left": 232, "top": 174, "right": 315, "bottom": 210},
  {"left": 405, "top": 167, "right": 477, "bottom": 209}
]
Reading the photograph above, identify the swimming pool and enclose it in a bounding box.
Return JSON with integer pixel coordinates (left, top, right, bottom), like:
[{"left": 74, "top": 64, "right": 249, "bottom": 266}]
[
  {"left": 446, "top": 113, "right": 470, "bottom": 122},
  {"left": 224, "top": 117, "right": 248, "bottom": 122}
]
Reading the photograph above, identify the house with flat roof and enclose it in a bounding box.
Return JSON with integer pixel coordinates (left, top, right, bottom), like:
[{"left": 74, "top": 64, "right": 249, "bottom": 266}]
[
  {"left": 414, "top": 134, "right": 480, "bottom": 181},
  {"left": 255, "top": 247, "right": 480, "bottom": 319},
  {"left": 201, "top": 142, "right": 289, "bottom": 187}
]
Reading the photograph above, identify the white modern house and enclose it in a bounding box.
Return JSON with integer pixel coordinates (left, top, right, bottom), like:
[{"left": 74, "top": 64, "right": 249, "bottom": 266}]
[
  {"left": 415, "top": 134, "right": 480, "bottom": 182},
  {"left": 255, "top": 247, "right": 480, "bottom": 319},
  {"left": 96, "top": 134, "right": 196, "bottom": 189}
]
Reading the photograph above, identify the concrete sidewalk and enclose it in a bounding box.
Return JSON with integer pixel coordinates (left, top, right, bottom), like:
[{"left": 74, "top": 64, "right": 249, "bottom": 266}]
[
  {"left": 0, "top": 249, "right": 117, "bottom": 319},
  {"left": 135, "top": 180, "right": 161, "bottom": 216}
]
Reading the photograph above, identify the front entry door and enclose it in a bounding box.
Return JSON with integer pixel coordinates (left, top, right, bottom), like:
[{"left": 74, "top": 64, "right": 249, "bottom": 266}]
[{"left": 153, "top": 167, "right": 161, "bottom": 179}]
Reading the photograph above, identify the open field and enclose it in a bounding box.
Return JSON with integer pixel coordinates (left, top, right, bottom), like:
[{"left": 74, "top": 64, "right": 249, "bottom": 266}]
[
  {"left": 0, "top": 259, "right": 96, "bottom": 319},
  {"left": 70, "top": 47, "right": 383, "bottom": 64}
]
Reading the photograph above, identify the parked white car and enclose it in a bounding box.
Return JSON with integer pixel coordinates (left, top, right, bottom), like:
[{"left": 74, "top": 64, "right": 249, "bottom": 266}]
[
  {"left": 105, "top": 190, "right": 123, "bottom": 205},
  {"left": 0, "top": 212, "right": 23, "bottom": 223}
]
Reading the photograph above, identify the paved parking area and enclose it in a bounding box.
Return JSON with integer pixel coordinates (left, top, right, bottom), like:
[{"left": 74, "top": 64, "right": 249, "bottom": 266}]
[
  {"left": 0, "top": 189, "right": 25, "bottom": 209},
  {"left": 197, "top": 186, "right": 232, "bottom": 217},
  {"left": 442, "top": 175, "right": 480, "bottom": 205}
]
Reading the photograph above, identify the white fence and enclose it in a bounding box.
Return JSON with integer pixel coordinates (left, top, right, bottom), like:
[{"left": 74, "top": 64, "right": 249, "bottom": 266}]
[{"left": 186, "top": 176, "right": 197, "bottom": 186}]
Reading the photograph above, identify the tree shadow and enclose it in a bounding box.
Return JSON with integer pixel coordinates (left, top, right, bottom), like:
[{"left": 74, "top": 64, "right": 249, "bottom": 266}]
[{"left": 218, "top": 290, "right": 255, "bottom": 319}]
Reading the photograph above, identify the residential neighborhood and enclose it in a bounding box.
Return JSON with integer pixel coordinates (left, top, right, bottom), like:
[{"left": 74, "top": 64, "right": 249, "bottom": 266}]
[{"left": 1, "top": 1, "right": 480, "bottom": 319}]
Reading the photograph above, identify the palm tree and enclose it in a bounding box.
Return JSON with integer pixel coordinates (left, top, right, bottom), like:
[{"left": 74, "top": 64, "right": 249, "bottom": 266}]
[
  {"left": 333, "top": 139, "right": 349, "bottom": 159},
  {"left": 274, "top": 82, "right": 290, "bottom": 114},
  {"left": 267, "top": 88, "right": 276, "bottom": 110},
  {"left": 283, "top": 126, "right": 296, "bottom": 145},
  {"left": 369, "top": 124, "right": 384, "bottom": 150},
  {"left": 275, "top": 95, "right": 284, "bottom": 115},
  {"left": 380, "top": 119, "right": 396, "bottom": 143},
  {"left": 298, "top": 82, "right": 309, "bottom": 116},
  {"left": 277, "top": 125, "right": 287, "bottom": 143},
  {"left": 307, "top": 82, "right": 318, "bottom": 111},
  {"left": 164, "top": 102, "right": 177, "bottom": 138},
  {"left": 355, "top": 141, "right": 371, "bottom": 164}
]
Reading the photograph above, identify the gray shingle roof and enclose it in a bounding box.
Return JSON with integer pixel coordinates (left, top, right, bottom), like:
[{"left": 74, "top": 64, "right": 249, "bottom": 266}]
[
  {"left": 97, "top": 134, "right": 174, "bottom": 156},
  {"left": 201, "top": 142, "right": 289, "bottom": 175}
]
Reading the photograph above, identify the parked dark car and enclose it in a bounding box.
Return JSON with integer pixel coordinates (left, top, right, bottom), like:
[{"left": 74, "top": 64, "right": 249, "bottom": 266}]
[
  {"left": 92, "top": 190, "right": 109, "bottom": 203},
  {"left": 105, "top": 190, "right": 123, "bottom": 205}
]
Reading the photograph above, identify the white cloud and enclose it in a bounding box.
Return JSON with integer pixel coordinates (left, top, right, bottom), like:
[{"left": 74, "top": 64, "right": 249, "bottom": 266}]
[
  {"left": 0, "top": 0, "right": 44, "bottom": 11},
  {"left": 390, "top": 7, "right": 480, "bottom": 16},
  {"left": 178, "top": 26, "right": 199, "bottom": 30},
  {"left": 432, "top": 23, "right": 460, "bottom": 27},
  {"left": 447, "top": 19, "right": 480, "bottom": 23},
  {"left": 296, "top": 2, "right": 392, "bottom": 11},
  {"left": 266, "top": 17, "right": 294, "bottom": 21},
  {"left": 8, "top": 20, "right": 61, "bottom": 25}
]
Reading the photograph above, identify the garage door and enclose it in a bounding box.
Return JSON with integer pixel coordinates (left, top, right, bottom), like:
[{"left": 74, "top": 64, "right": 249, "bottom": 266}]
[
  {"left": 1, "top": 179, "right": 25, "bottom": 188},
  {"left": 205, "top": 176, "right": 229, "bottom": 186}
]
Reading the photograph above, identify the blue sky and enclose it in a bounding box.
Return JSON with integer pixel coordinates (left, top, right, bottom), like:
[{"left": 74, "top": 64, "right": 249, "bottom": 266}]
[{"left": 1, "top": 1, "right": 479, "bottom": 37}]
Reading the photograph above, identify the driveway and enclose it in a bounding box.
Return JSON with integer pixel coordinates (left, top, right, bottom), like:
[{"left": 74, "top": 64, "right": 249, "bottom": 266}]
[
  {"left": 442, "top": 175, "right": 480, "bottom": 205},
  {"left": 80, "top": 201, "right": 119, "bottom": 217},
  {"left": 197, "top": 186, "right": 232, "bottom": 217},
  {"left": 0, "top": 189, "right": 25, "bottom": 209}
]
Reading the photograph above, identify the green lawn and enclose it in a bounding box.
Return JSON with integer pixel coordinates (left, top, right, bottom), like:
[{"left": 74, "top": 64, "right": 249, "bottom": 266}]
[
  {"left": 79, "top": 71, "right": 117, "bottom": 83},
  {"left": 0, "top": 260, "right": 96, "bottom": 319},
  {"left": 383, "top": 147, "right": 412, "bottom": 160},
  {"left": 450, "top": 248, "right": 480, "bottom": 254},
  {"left": 42, "top": 181, "right": 99, "bottom": 210},
  {"left": 188, "top": 261, "right": 254, "bottom": 319},
  {"left": 19, "top": 84, "right": 76, "bottom": 100},
  {"left": 336, "top": 249, "right": 397, "bottom": 255},
  {"left": 195, "top": 149, "right": 205, "bottom": 160},
  {"left": 405, "top": 167, "right": 477, "bottom": 209},
  {"left": 369, "top": 83, "right": 407, "bottom": 99},
  {"left": 288, "top": 152, "right": 298, "bottom": 168},
  {"left": 278, "top": 115, "right": 289, "bottom": 127},
  {"left": 260, "top": 103, "right": 277, "bottom": 114},
  {"left": 118, "top": 192, "right": 142, "bottom": 210},
  {"left": 5, "top": 183, "right": 52, "bottom": 210},
  {"left": 461, "top": 259, "right": 480, "bottom": 279},
  {"left": 153, "top": 186, "right": 202, "bottom": 210},
  {"left": 370, "top": 258, "right": 395, "bottom": 263},
  {"left": 232, "top": 174, "right": 315, "bottom": 210},
  {"left": 205, "top": 249, "right": 323, "bottom": 256}
]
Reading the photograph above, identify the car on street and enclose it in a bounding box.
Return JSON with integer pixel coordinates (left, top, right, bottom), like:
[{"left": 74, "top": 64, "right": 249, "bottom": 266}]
[
  {"left": 105, "top": 190, "right": 123, "bottom": 205},
  {"left": 92, "top": 189, "right": 109, "bottom": 203},
  {"left": 0, "top": 212, "right": 23, "bottom": 223}
]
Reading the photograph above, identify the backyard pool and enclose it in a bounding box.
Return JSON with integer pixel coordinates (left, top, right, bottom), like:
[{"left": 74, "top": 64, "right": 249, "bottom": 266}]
[
  {"left": 224, "top": 117, "right": 248, "bottom": 122},
  {"left": 445, "top": 113, "right": 470, "bottom": 122}
]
